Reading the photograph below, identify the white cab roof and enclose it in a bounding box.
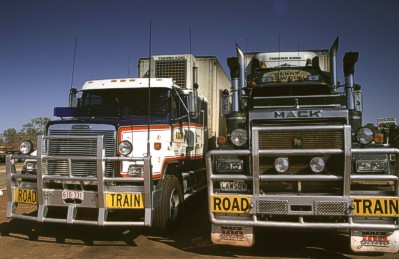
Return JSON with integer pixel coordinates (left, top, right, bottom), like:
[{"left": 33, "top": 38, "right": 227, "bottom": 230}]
[{"left": 81, "top": 78, "right": 176, "bottom": 90}]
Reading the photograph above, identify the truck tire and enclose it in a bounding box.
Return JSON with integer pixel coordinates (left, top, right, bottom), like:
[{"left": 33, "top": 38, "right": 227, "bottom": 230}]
[{"left": 152, "top": 175, "right": 183, "bottom": 235}]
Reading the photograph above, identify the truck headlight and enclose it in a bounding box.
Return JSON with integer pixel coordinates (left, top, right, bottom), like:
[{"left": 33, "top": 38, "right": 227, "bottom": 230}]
[
  {"left": 230, "top": 129, "right": 247, "bottom": 147},
  {"left": 309, "top": 157, "right": 325, "bottom": 173},
  {"left": 20, "top": 140, "right": 33, "bottom": 155},
  {"left": 355, "top": 127, "right": 374, "bottom": 145},
  {"left": 118, "top": 140, "right": 133, "bottom": 156},
  {"left": 274, "top": 157, "right": 289, "bottom": 173},
  {"left": 356, "top": 160, "right": 388, "bottom": 172},
  {"left": 216, "top": 159, "right": 244, "bottom": 173}
]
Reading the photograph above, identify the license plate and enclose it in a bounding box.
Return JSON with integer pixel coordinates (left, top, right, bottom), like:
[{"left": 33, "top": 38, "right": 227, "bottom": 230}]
[
  {"left": 211, "top": 224, "right": 254, "bottom": 247},
  {"left": 106, "top": 193, "right": 144, "bottom": 209},
  {"left": 211, "top": 196, "right": 251, "bottom": 214},
  {"left": 220, "top": 181, "right": 247, "bottom": 192},
  {"left": 352, "top": 198, "right": 399, "bottom": 216},
  {"left": 350, "top": 229, "right": 399, "bottom": 253},
  {"left": 15, "top": 188, "right": 38, "bottom": 205},
  {"left": 62, "top": 190, "right": 84, "bottom": 200}
]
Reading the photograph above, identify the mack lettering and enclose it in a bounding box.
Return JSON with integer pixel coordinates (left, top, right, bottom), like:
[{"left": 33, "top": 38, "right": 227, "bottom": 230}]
[{"left": 274, "top": 110, "right": 322, "bottom": 119}]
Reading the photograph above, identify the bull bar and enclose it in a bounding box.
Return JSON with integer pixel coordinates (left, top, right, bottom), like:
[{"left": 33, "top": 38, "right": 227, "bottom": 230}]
[
  {"left": 6, "top": 135, "right": 154, "bottom": 226},
  {"left": 206, "top": 124, "right": 399, "bottom": 230}
]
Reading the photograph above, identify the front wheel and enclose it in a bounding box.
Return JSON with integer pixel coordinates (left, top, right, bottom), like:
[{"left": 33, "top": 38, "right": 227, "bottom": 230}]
[{"left": 152, "top": 175, "right": 183, "bottom": 235}]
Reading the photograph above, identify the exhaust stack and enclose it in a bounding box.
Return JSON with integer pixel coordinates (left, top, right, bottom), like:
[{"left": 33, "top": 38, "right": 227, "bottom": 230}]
[
  {"left": 236, "top": 44, "right": 246, "bottom": 95},
  {"left": 329, "top": 37, "right": 339, "bottom": 91},
  {"left": 343, "top": 51, "right": 359, "bottom": 110},
  {"left": 227, "top": 57, "right": 240, "bottom": 113}
]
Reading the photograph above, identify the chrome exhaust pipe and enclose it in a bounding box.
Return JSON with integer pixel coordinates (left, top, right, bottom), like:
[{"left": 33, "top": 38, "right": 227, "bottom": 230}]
[
  {"left": 343, "top": 51, "right": 359, "bottom": 110},
  {"left": 236, "top": 44, "right": 246, "bottom": 95},
  {"left": 227, "top": 57, "right": 240, "bottom": 113},
  {"left": 329, "top": 37, "right": 339, "bottom": 91}
]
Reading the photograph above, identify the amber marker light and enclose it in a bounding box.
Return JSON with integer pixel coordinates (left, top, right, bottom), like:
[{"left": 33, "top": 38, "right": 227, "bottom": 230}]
[
  {"left": 154, "top": 142, "right": 162, "bottom": 150},
  {"left": 217, "top": 136, "right": 227, "bottom": 146},
  {"left": 374, "top": 133, "right": 384, "bottom": 144}
]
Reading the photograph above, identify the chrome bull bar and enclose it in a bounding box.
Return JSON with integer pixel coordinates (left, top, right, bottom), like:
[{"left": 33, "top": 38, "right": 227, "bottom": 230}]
[
  {"left": 6, "top": 135, "right": 154, "bottom": 226},
  {"left": 206, "top": 124, "right": 399, "bottom": 230}
]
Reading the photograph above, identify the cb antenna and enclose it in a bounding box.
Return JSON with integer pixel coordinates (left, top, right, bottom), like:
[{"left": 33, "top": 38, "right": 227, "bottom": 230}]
[
  {"left": 70, "top": 36, "right": 78, "bottom": 89},
  {"left": 147, "top": 21, "right": 152, "bottom": 157}
]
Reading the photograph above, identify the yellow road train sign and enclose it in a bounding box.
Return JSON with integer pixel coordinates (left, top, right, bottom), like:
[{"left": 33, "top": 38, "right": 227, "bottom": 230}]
[
  {"left": 15, "top": 188, "right": 37, "bottom": 205},
  {"left": 106, "top": 193, "right": 144, "bottom": 209},
  {"left": 211, "top": 196, "right": 251, "bottom": 214},
  {"left": 353, "top": 198, "right": 399, "bottom": 216}
]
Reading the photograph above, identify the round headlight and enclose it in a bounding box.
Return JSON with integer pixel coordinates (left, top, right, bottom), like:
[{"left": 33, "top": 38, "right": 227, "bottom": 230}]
[
  {"left": 20, "top": 140, "right": 33, "bottom": 155},
  {"left": 274, "top": 157, "right": 289, "bottom": 173},
  {"left": 118, "top": 140, "right": 133, "bottom": 156},
  {"left": 310, "top": 157, "right": 325, "bottom": 173},
  {"left": 355, "top": 127, "right": 374, "bottom": 145},
  {"left": 230, "top": 129, "right": 248, "bottom": 147}
]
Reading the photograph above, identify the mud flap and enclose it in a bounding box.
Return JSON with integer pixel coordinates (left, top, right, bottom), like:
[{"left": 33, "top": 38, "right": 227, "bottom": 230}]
[
  {"left": 350, "top": 229, "right": 399, "bottom": 253},
  {"left": 211, "top": 224, "right": 254, "bottom": 247}
]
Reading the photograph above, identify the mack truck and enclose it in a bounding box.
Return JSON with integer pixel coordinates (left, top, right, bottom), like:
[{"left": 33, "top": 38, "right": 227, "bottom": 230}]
[
  {"left": 206, "top": 38, "right": 399, "bottom": 253},
  {"left": 6, "top": 54, "right": 229, "bottom": 233}
]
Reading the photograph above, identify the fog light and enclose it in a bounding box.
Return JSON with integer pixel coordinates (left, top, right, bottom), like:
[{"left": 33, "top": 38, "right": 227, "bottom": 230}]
[
  {"left": 356, "top": 161, "right": 372, "bottom": 171},
  {"left": 372, "top": 161, "right": 387, "bottom": 172},
  {"left": 310, "top": 157, "right": 325, "bottom": 173},
  {"left": 127, "top": 165, "right": 144, "bottom": 177},
  {"left": 274, "top": 157, "right": 289, "bottom": 173}
]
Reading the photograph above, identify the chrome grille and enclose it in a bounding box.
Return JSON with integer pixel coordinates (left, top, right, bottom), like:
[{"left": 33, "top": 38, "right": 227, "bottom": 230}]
[
  {"left": 47, "top": 126, "right": 115, "bottom": 177},
  {"left": 259, "top": 130, "right": 343, "bottom": 149},
  {"left": 314, "top": 201, "right": 348, "bottom": 215},
  {"left": 257, "top": 200, "right": 288, "bottom": 214}
]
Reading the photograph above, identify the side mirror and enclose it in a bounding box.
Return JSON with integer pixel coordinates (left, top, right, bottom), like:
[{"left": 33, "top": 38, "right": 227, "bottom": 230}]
[
  {"left": 221, "top": 89, "right": 230, "bottom": 117},
  {"left": 69, "top": 88, "right": 78, "bottom": 107},
  {"left": 188, "top": 90, "right": 198, "bottom": 118}
]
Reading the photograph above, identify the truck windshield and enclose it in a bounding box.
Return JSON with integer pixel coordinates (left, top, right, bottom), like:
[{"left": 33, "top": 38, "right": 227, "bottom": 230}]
[{"left": 78, "top": 88, "right": 170, "bottom": 117}]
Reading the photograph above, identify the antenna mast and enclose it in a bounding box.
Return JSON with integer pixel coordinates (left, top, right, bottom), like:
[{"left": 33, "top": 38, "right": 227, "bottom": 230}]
[{"left": 147, "top": 21, "right": 152, "bottom": 157}]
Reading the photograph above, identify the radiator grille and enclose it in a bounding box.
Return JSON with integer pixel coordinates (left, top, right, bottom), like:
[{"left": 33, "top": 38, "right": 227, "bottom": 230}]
[
  {"left": 258, "top": 130, "right": 343, "bottom": 149},
  {"left": 255, "top": 122, "right": 345, "bottom": 194},
  {"left": 47, "top": 127, "right": 115, "bottom": 177}
]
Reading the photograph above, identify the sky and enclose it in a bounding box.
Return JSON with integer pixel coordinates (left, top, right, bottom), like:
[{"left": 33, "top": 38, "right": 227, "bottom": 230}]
[{"left": 1, "top": 0, "right": 398, "bottom": 132}]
